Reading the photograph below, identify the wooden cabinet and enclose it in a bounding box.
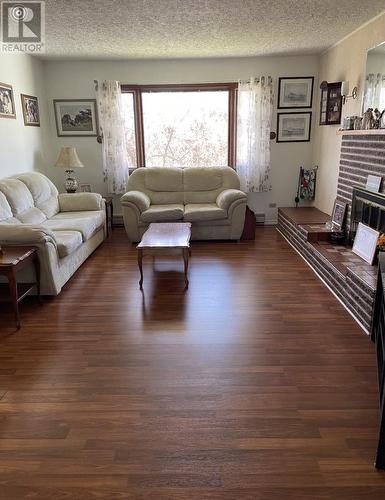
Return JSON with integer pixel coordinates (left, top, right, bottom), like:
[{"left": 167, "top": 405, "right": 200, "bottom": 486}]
[{"left": 319, "top": 81, "right": 342, "bottom": 125}]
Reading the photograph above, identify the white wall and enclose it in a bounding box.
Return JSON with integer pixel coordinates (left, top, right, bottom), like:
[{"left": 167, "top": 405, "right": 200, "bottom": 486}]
[
  {"left": 0, "top": 53, "right": 50, "bottom": 178},
  {"left": 43, "top": 55, "right": 319, "bottom": 221},
  {"left": 313, "top": 12, "right": 385, "bottom": 215}
]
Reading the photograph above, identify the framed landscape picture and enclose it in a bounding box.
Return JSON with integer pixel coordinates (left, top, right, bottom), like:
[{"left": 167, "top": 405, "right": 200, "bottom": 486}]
[
  {"left": 54, "top": 99, "right": 98, "bottom": 137},
  {"left": 0, "top": 82, "right": 16, "bottom": 119},
  {"left": 21, "top": 94, "right": 40, "bottom": 126},
  {"left": 278, "top": 77, "right": 314, "bottom": 109},
  {"left": 276, "top": 112, "right": 312, "bottom": 143}
]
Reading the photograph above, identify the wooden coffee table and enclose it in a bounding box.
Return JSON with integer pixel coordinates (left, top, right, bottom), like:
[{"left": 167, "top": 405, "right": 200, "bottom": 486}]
[{"left": 137, "top": 222, "right": 192, "bottom": 289}]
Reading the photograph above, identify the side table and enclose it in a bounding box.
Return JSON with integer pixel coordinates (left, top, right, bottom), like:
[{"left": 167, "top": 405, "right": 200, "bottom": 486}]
[
  {"left": 104, "top": 197, "right": 114, "bottom": 237},
  {"left": 0, "top": 246, "right": 41, "bottom": 330}
]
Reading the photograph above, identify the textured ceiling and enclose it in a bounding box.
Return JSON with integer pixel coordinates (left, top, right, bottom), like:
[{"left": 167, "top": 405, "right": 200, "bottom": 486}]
[{"left": 42, "top": 0, "right": 385, "bottom": 59}]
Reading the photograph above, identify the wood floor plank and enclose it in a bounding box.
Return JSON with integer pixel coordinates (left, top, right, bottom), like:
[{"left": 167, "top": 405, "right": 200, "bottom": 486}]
[{"left": 0, "top": 227, "right": 384, "bottom": 498}]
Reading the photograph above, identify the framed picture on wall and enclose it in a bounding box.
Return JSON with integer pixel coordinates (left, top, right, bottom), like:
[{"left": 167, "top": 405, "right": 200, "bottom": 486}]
[
  {"left": 21, "top": 94, "right": 40, "bottom": 126},
  {"left": 277, "top": 77, "right": 314, "bottom": 109},
  {"left": 0, "top": 82, "right": 16, "bottom": 119},
  {"left": 276, "top": 112, "right": 312, "bottom": 143},
  {"left": 80, "top": 183, "right": 92, "bottom": 192},
  {"left": 53, "top": 99, "right": 98, "bottom": 137}
]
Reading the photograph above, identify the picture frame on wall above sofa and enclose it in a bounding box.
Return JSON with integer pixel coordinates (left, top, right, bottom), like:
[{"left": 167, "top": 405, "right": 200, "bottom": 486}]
[
  {"left": 276, "top": 112, "right": 312, "bottom": 143},
  {"left": 21, "top": 94, "right": 40, "bottom": 126},
  {"left": 0, "top": 82, "right": 16, "bottom": 119},
  {"left": 53, "top": 99, "right": 98, "bottom": 137},
  {"left": 277, "top": 77, "right": 314, "bottom": 109}
]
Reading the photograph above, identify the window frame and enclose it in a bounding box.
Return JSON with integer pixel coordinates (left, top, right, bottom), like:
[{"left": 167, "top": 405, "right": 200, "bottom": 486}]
[{"left": 121, "top": 83, "right": 238, "bottom": 169}]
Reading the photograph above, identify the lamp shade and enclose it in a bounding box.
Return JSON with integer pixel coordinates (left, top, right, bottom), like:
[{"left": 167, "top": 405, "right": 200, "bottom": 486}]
[{"left": 55, "top": 147, "right": 84, "bottom": 169}]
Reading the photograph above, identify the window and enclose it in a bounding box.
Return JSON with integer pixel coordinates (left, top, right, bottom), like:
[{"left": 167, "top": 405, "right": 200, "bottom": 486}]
[{"left": 121, "top": 83, "right": 237, "bottom": 168}]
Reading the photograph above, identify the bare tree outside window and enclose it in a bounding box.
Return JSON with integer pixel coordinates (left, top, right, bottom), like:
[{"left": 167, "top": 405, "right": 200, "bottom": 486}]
[
  {"left": 142, "top": 91, "right": 228, "bottom": 168},
  {"left": 121, "top": 92, "right": 137, "bottom": 168},
  {"left": 122, "top": 90, "right": 230, "bottom": 168}
]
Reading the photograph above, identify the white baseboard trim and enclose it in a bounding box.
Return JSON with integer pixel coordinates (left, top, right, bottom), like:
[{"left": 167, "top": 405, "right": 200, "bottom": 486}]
[{"left": 276, "top": 228, "right": 369, "bottom": 335}]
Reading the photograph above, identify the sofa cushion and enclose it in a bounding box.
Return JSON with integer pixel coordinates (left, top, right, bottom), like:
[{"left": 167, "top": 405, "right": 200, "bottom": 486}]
[
  {"left": 51, "top": 210, "right": 105, "bottom": 226},
  {"left": 183, "top": 168, "right": 223, "bottom": 192},
  {"left": 0, "top": 178, "right": 35, "bottom": 216},
  {"left": 53, "top": 230, "right": 83, "bottom": 258},
  {"left": 184, "top": 203, "right": 227, "bottom": 222},
  {"left": 16, "top": 172, "right": 59, "bottom": 218},
  {"left": 17, "top": 207, "right": 47, "bottom": 224},
  {"left": 145, "top": 168, "right": 184, "bottom": 192},
  {"left": 0, "top": 192, "right": 13, "bottom": 222},
  {"left": 0, "top": 217, "right": 22, "bottom": 225},
  {"left": 141, "top": 204, "right": 184, "bottom": 223},
  {"left": 44, "top": 211, "right": 105, "bottom": 241}
]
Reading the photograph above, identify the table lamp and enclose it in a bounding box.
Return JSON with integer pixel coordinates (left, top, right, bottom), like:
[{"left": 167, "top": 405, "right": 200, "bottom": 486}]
[{"left": 55, "top": 147, "right": 84, "bottom": 193}]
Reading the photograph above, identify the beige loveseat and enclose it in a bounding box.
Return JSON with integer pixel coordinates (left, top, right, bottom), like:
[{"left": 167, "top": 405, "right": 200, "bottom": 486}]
[
  {"left": 121, "top": 167, "right": 247, "bottom": 242},
  {"left": 0, "top": 172, "right": 106, "bottom": 295}
]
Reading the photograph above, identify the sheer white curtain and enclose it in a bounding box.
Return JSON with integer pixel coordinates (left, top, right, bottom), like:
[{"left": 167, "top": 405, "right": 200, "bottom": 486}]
[
  {"left": 96, "top": 80, "right": 129, "bottom": 194},
  {"left": 364, "top": 73, "right": 385, "bottom": 111},
  {"left": 236, "top": 77, "right": 273, "bottom": 193}
]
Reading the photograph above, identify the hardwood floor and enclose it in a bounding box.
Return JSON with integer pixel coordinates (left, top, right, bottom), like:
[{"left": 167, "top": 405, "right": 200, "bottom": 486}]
[{"left": 0, "top": 227, "right": 385, "bottom": 499}]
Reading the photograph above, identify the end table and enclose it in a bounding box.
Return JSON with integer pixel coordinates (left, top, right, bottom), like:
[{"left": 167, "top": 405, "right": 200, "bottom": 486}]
[
  {"left": 0, "top": 246, "right": 41, "bottom": 330},
  {"left": 104, "top": 197, "right": 114, "bottom": 237}
]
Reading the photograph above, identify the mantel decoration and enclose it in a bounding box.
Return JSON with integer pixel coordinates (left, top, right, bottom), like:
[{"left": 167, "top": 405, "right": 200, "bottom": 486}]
[
  {"left": 0, "top": 82, "right": 16, "bottom": 119},
  {"left": 53, "top": 99, "right": 98, "bottom": 137},
  {"left": 55, "top": 147, "right": 84, "bottom": 193}
]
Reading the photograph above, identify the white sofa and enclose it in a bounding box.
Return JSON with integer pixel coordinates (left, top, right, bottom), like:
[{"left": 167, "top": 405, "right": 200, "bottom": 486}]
[
  {"left": 121, "top": 167, "right": 247, "bottom": 242},
  {"left": 0, "top": 172, "right": 106, "bottom": 295}
]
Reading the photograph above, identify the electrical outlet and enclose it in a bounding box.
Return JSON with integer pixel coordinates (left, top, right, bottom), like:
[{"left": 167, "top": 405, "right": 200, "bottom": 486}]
[{"left": 269, "top": 203, "right": 277, "bottom": 208}]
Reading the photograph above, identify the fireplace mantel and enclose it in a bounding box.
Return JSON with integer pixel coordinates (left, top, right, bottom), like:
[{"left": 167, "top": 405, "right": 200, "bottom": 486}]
[{"left": 337, "top": 129, "right": 385, "bottom": 136}]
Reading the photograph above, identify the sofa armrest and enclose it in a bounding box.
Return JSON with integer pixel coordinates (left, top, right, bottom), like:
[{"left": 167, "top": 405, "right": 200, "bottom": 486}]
[
  {"left": 0, "top": 224, "right": 57, "bottom": 246},
  {"left": 58, "top": 193, "right": 104, "bottom": 212},
  {"left": 216, "top": 189, "right": 247, "bottom": 212},
  {"left": 121, "top": 191, "right": 151, "bottom": 212}
]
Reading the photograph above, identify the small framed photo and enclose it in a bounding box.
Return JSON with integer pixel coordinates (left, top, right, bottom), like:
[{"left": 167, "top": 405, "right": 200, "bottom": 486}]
[
  {"left": 331, "top": 199, "right": 347, "bottom": 230},
  {"left": 366, "top": 174, "right": 382, "bottom": 193},
  {"left": 53, "top": 99, "right": 98, "bottom": 137},
  {"left": 277, "top": 112, "right": 312, "bottom": 143},
  {"left": 352, "top": 223, "right": 379, "bottom": 265},
  {"left": 21, "top": 94, "right": 40, "bottom": 126},
  {"left": 278, "top": 77, "right": 314, "bottom": 109},
  {"left": 80, "top": 183, "right": 92, "bottom": 193},
  {"left": 0, "top": 82, "right": 16, "bottom": 119}
]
